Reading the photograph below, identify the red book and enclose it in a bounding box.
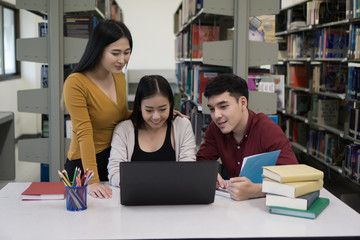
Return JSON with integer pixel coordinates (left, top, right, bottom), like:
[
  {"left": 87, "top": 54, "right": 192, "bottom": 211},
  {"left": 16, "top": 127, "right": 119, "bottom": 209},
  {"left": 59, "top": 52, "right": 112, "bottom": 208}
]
[
  {"left": 21, "top": 182, "right": 66, "bottom": 201},
  {"left": 290, "top": 65, "right": 307, "bottom": 88},
  {"left": 198, "top": 71, "right": 219, "bottom": 105},
  {"left": 192, "top": 25, "right": 220, "bottom": 58}
]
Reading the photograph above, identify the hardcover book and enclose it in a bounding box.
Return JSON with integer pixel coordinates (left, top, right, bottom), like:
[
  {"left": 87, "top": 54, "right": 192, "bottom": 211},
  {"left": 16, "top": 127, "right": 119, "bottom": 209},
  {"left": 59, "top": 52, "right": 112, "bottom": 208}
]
[
  {"left": 262, "top": 178, "right": 324, "bottom": 198},
  {"left": 266, "top": 190, "right": 320, "bottom": 210},
  {"left": 289, "top": 65, "right": 307, "bottom": 88},
  {"left": 269, "top": 197, "right": 330, "bottom": 219},
  {"left": 262, "top": 164, "right": 324, "bottom": 183},
  {"left": 21, "top": 182, "right": 66, "bottom": 200}
]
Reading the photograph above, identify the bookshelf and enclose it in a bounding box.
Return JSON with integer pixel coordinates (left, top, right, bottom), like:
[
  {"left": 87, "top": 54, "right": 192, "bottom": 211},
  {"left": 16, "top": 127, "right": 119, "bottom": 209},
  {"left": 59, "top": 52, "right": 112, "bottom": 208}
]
[
  {"left": 174, "top": 0, "right": 280, "bottom": 145},
  {"left": 0, "top": 112, "right": 15, "bottom": 180},
  {"left": 274, "top": 0, "right": 360, "bottom": 186},
  {"left": 16, "top": 0, "right": 120, "bottom": 182}
]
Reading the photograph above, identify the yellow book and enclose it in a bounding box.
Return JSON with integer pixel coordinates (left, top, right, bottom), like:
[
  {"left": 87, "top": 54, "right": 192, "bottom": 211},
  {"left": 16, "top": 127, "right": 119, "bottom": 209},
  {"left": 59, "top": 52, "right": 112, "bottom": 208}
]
[
  {"left": 262, "top": 164, "right": 324, "bottom": 183},
  {"left": 262, "top": 178, "right": 324, "bottom": 198}
]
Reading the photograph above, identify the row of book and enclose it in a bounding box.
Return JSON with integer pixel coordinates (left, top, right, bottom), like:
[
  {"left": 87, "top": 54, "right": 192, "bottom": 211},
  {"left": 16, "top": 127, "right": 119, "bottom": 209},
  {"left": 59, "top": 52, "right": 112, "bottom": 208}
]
[
  {"left": 308, "top": 130, "right": 348, "bottom": 167},
  {"left": 348, "top": 24, "right": 360, "bottom": 59},
  {"left": 287, "top": 90, "right": 310, "bottom": 116},
  {"left": 314, "top": 28, "right": 349, "bottom": 59},
  {"left": 262, "top": 164, "right": 329, "bottom": 219},
  {"left": 345, "top": 144, "right": 360, "bottom": 182},
  {"left": 309, "top": 1, "right": 346, "bottom": 25},
  {"left": 175, "top": 63, "right": 230, "bottom": 105},
  {"left": 286, "top": 120, "right": 308, "bottom": 146},
  {"left": 287, "top": 33, "right": 313, "bottom": 59},
  {"left": 311, "top": 97, "right": 340, "bottom": 127},
  {"left": 347, "top": 66, "right": 360, "bottom": 100},
  {"left": 289, "top": 62, "right": 348, "bottom": 95},
  {"left": 284, "top": 95, "right": 341, "bottom": 129},
  {"left": 175, "top": 0, "right": 203, "bottom": 31},
  {"left": 175, "top": 24, "right": 220, "bottom": 59},
  {"left": 41, "top": 14, "right": 100, "bottom": 39},
  {"left": 312, "top": 62, "right": 347, "bottom": 94},
  {"left": 349, "top": 107, "right": 360, "bottom": 140},
  {"left": 278, "top": 0, "right": 346, "bottom": 31}
]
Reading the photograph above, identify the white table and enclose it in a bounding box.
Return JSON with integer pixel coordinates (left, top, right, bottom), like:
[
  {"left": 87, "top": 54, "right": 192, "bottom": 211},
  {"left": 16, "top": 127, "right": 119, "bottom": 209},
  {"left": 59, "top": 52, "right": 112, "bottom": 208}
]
[{"left": 0, "top": 182, "right": 359, "bottom": 240}]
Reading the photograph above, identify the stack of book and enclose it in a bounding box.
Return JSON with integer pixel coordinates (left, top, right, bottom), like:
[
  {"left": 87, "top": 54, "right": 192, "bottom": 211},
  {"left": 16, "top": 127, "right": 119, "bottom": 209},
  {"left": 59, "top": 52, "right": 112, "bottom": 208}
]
[{"left": 262, "top": 164, "right": 330, "bottom": 219}]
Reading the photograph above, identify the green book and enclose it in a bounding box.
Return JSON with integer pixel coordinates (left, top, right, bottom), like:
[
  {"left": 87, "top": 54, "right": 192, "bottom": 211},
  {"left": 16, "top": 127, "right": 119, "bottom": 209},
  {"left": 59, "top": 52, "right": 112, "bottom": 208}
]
[{"left": 269, "top": 197, "right": 330, "bottom": 219}]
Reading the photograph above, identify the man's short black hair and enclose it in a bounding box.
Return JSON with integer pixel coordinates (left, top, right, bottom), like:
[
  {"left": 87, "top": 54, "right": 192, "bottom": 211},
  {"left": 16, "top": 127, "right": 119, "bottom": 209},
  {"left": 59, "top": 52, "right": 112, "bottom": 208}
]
[{"left": 204, "top": 73, "right": 249, "bottom": 102}]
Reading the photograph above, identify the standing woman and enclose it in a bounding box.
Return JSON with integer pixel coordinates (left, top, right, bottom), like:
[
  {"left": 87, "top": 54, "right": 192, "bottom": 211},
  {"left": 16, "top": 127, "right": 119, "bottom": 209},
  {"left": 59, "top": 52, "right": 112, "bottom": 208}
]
[{"left": 63, "top": 20, "right": 132, "bottom": 198}]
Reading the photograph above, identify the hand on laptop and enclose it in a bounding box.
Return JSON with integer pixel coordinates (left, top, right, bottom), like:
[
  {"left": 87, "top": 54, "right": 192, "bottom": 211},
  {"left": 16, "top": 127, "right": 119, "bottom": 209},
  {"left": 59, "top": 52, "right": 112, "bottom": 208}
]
[
  {"left": 227, "top": 177, "right": 265, "bottom": 201},
  {"left": 88, "top": 182, "right": 112, "bottom": 199}
]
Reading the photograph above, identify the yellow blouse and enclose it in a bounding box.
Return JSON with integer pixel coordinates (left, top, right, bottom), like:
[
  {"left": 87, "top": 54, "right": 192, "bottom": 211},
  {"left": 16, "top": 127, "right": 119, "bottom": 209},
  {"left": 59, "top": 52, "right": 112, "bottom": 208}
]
[{"left": 63, "top": 72, "right": 132, "bottom": 183}]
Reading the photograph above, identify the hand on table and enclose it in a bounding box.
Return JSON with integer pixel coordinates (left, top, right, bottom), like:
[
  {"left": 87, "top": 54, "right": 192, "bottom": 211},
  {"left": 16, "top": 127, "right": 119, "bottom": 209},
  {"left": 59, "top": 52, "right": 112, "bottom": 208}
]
[
  {"left": 227, "top": 177, "right": 265, "bottom": 201},
  {"left": 88, "top": 182, "right": 112, "bottom": 199}
]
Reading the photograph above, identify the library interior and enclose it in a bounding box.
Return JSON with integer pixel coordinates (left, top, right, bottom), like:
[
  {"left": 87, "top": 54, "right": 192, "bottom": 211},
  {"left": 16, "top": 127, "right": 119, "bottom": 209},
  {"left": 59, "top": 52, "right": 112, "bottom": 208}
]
[{"left": 0, "top": 0, "right": 360, "bottom": 239}]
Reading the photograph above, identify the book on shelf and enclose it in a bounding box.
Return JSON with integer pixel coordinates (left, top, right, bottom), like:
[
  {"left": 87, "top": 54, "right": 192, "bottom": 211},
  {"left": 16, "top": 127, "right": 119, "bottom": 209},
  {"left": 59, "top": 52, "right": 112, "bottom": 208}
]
[
  {"left": 349, "top": 108, "right": 359, "bottom": 139},
  {"left": 249, "top": 15, "right": 276, "bottom": 43},
  {"left": 288, "top": 91, "right": 310, "bottom": 116},
  {"left": 269, "top": 197, "right": 330, "bottom": 219},
  {"left": 248, "top": 74, "right": 285, "bottom": 110},
  {"left": 191, "top": 24, "right": 220, "bottom": 58},
  {"left": 239, "top": 150, "right": 281, "bottom": 184},
  {"left": 316, "top": 99, "right": 339, "bottom": 127},
  {"left": 21, "top": 182, "right": 66, "bottom": 201},
  {"left": 262, "top": 178, "right": 324, "bottom": 198},
  {"left": 262, "top": 164, "right": 324, "bottom": 183},
  {"left": 290, "top": 120, "right": 308, "bottom": 146},
  {"left": 63, "top": 14, "right": 99, "bottom": 39},
  {"left": 266, "top": 190, "right": 320, "bottom": 211},
  {"left": 41, "top": 65, "right": 48, "bottom": 88},
  {"left": 196, "top": 66, "right": 230, "bottom": 105},
  {"left": 315, "top": 28, "right": 349, "bottom": 59},
  {"left": 321, "top": 62, "right": 347, "bottom": 93},
  {"left": 38, "top": 22, "right": 48, "bottom": 37},
  {"left": 289, "top": 65, "right": 307, "bottom": 88},
  {"left": 287, "top": 32, "right": 312, "bottom": 58}
]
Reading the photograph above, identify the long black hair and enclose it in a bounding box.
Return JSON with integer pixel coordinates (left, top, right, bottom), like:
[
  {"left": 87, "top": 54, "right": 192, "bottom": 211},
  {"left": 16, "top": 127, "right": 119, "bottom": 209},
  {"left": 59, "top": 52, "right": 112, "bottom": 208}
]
[
  {"left": 73, "top": 19, "right": 133, "bottom": 73},
  {"left": 131, "top": 75, "right": 174, "bottom": 129}
]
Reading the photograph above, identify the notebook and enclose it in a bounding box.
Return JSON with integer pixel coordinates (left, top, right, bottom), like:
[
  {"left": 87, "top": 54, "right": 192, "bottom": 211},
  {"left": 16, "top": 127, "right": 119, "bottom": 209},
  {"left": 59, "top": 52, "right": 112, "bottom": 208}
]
[{"left": 120, "top": 161, "right": 219, "bottom": 206}]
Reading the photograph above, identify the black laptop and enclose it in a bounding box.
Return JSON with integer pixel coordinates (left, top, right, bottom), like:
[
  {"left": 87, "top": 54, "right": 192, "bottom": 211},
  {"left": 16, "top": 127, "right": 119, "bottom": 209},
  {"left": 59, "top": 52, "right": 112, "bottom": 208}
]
[{"left": 120, "top": 161, "right": 219, "bottom": 206}]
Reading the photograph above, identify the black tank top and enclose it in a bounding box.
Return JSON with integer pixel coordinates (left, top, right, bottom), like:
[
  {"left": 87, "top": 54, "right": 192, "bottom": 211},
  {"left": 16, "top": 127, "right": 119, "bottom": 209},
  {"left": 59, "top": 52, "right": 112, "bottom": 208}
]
[{"left": 131, "top": 123, "right": 176, "bottom": 162}]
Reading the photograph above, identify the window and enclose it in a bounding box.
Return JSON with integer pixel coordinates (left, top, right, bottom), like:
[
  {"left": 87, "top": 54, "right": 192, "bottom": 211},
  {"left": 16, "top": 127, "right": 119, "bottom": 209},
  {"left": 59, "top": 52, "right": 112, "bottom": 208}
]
[{"left": 0, "top": 1, "right": 19, "bottom": 81}]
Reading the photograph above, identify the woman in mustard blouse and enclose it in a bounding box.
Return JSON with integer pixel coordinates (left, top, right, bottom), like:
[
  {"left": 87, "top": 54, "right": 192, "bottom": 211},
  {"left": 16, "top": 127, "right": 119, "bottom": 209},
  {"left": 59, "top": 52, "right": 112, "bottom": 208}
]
[{"left": 63, "top": 20, "right": 132, "bottom": 198}]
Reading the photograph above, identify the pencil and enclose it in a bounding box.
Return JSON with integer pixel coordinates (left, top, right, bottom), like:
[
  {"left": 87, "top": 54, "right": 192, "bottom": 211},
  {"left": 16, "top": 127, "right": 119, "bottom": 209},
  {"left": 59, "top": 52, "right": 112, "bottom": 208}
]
[{"left": 72, "top": 167, "right": 78, "bottom": 187}]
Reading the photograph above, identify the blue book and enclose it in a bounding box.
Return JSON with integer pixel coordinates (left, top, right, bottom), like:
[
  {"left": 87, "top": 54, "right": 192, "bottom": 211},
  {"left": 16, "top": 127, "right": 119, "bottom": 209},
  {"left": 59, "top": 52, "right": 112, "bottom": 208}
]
[{"left": 239, "top": 150, "right": 280, "bottom": 183}]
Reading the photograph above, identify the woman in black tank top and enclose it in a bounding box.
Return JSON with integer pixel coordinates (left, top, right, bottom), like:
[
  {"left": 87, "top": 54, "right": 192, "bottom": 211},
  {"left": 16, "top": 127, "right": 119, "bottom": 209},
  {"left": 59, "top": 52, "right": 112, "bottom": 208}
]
[{"left": 130, "top": 75, "right": 176, "bottom": 161}]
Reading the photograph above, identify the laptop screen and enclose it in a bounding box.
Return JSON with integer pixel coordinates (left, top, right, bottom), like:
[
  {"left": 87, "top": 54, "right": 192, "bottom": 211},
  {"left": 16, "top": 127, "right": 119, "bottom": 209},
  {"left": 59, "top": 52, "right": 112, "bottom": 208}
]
[{"left": 120, "top": 161, "right": 219, "bottom": 205}]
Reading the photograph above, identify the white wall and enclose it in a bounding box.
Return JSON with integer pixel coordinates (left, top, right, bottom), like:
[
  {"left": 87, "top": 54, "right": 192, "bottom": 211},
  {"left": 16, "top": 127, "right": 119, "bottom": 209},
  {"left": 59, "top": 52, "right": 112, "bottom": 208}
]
[
  {"left": 116, "top": 0, "right": 181, "bottom": 70},
  {"left": 0, "top": 1, "right": 42, "bottom": 138}
]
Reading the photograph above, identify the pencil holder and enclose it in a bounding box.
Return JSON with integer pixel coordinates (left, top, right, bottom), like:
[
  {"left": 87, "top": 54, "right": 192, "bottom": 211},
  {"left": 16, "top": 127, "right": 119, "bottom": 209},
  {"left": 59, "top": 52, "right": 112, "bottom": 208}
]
[{"left": 65, "top": 185, "right": 87, "bottom": 211}]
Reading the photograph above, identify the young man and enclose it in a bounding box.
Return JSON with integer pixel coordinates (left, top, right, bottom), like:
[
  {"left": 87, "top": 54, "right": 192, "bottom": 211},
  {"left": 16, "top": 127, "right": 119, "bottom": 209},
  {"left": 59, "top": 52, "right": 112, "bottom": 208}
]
[{"left": 196, "top": 73, "right": 298, "bottom": 201}]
